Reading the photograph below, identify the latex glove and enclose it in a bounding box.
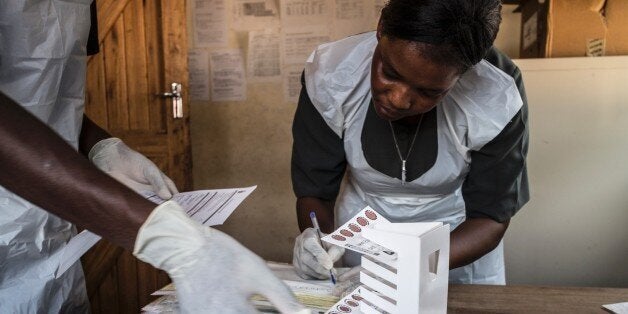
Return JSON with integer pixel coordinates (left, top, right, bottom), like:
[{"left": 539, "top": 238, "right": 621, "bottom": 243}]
[
  {"left": 134, "top": 201, "right": 310, "bottom": 314},
  {"left": 89, "top": 138, "right": 178, "bottom": 199},
  {"left": 332, "top": 266, "right": 362, "bottom": 298},
  {"left": 292, "top": 228, "right": 345, "bottom": 280}
]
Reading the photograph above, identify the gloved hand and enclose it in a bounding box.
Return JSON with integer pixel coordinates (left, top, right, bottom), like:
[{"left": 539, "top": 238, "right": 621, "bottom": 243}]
[
  {"left": 332, "top": 266, "right": 362, "bottom": 298},
  {"left": 89, "top": 138, "right": 178, "bottom": 199},
  {"left": 293, "top": 228, "right": 345, "bottom": 280},
  {"left": 134, "top": 201, "right": 310, "bottom": 314}
]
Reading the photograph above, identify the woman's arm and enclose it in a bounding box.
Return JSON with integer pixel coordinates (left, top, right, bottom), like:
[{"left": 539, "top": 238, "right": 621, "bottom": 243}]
[
  {"left": 296, "top": 196, "right": 336, "bottom": 234},
  {"left": 450, "top": 217, "right": 509, "bottom": 268}
]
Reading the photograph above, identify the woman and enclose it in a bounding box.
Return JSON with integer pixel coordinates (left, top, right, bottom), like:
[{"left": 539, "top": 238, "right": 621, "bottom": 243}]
[{"left": 291, "top": 0, "right": 528, "bottom": 285}]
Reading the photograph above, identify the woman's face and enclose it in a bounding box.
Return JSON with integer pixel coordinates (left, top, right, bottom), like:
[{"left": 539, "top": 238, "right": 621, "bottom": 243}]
[{"left": 371, "top": 35, "right": 461, "bottom": 122}]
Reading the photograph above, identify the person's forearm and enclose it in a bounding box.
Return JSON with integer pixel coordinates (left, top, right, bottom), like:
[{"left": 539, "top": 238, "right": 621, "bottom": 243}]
[
  {"left": 0, "top": 92, "right": 153, "bottom": 250},
  {"left": 79, "top": 115, "right": 111, "bottom": 157},
  {"left": 449, "top": 217, "right": 509, "bottom": 269},
  {"left": 296, "top": 196, "right": 335, "bottom": 234}
]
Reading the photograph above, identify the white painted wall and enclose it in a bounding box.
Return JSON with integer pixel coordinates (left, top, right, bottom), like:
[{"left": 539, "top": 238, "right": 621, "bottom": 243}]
[{"left": 505, "top": 56, "right": 628, "bottom": 287}]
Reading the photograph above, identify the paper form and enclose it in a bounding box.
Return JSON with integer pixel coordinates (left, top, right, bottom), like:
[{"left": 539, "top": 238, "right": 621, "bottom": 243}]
[
  {"left": 142, "top": 186, "right": 257, "bottom": 226},
  {"left": 191, "top": 0, "right": 228, "bottom": 47},
  {"left": 603, "top": 302, "right": 628, "bottom": 313},
  {"left": 247, "top": 29, "right": 282, "bottom": 81},
  {"left": 331, "top": 0, "right": 373, "bottom": 40},
  {"left": 210, "top": 49, "right": 247, "bottom": 102},
  {"left": 283, "top": 64, "right": 304, "bottom": 102},
  {"left": 232, "top": 0, "right": 280, "bottom": 30},
  {"left": 56, "top": 186, "right": 256, "bottom": 279},
  {"left": 141, "top": 295, "right": 179, "bottom": 313},
  {"left": 280, "top": 0, "right": 332, "bottom": 27},
  {"left": 281, "top": 26, "right": 330, "bottom": 65},
  {"left": 188, "top": 49, "right": 210, "bottom": 101},
  {"left": 322, "top": 206, "right": 397, "bottom": 263},
  {"left": 146, "top": 262, "right": 341, "bottom": 313}
]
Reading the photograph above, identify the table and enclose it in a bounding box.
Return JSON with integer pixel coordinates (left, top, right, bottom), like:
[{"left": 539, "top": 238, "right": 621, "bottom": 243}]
[{"left": 448, "top": 284, "right": 628, "bottom": 313}]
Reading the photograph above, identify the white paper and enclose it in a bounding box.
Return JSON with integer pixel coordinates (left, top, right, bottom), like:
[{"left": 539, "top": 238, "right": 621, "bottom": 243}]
[
  {"left": 283, "top": 64, "right": 304, "bottom": 102},
  {"left": 281, "top": 26, "right": 330, "bottom": 65},
  {"left": 142, "top": 295, "right": 179, "bottom": 313},
  {"left": 143, "top": 186, "right": 257, "bottom": 226},
  {"left": 192, "top": 0, "right": 228, "bottom": 47},
  {"left": 232, "top": 0, "right": 280, "bottom": 30},
  {"left": 331, "top": 0, "right": 372, "bottom": 39},
  {"left": 247, "top": 29, "right": 282, "bottom": 81},
  {"left": 55, "top": 230, "right": 102, "bottom": 279},
  {"left": 603, "top": 302, "right": 628, "bottom": 313},
  {"left": 322, "top": 206, "right": 397, "bottom": 262},
  {"left": 210, "top": 49, "right": 247, "bottom": 102},
  {"left": 280, "top": 0, "right": 332, "bottom": 27},
  {"left": 56, "top": 186, "right": 256, "bottom": 278},
  {"left": 188, "top": 49, "right": 210, "bottom": 101}
]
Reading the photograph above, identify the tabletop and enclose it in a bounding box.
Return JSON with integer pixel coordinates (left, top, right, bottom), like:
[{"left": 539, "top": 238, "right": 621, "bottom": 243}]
[{"left": 448, "top": 284, "right": 628, "bottom": 313}]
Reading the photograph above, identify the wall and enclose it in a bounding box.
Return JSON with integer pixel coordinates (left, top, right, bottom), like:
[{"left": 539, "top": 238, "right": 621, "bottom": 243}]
[{"left": 505, "top": 56, "right": 628, "bottom": 287}]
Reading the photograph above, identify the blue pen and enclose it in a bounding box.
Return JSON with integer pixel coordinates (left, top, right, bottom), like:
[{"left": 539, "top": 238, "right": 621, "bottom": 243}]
[{"left": 310, "top": 211, "right": 337, "bottom": 284}]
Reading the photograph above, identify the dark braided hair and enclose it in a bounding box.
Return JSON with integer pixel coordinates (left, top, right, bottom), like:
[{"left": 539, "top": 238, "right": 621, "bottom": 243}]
[{"left": 379, "top": 0, "right": 502, "bottom": 73}]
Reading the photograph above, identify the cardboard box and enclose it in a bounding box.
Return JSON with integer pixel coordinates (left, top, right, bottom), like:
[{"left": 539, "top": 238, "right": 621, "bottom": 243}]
[{"left": 520, "top": 0, "right": 628, "bottom": 58}]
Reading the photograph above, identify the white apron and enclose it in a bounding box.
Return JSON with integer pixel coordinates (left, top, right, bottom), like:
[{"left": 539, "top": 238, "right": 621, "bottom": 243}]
[
  {"left": 0, "top": 0, "right": 92, "bottom": 311},
  {"left": 304, "top": 32, "right": 523, "bottom": 284}
]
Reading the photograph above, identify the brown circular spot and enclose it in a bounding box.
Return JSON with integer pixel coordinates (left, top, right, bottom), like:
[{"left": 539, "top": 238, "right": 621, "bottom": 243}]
[
  {"left": 348, "top": 223, "right": 361, "bottom": 233},
  {"left": 337, "top": 304, "right": 352, "bottom": 313},
  {"left": 339, "top": 229, "right": 354, "bottom": 237},
  {"left": 351, "top": 294, "right": 363, "bottom": 301},
  {"left": 356, "top": 217, "right": 369, "bottom": 226},
  {"left": 365, "top": 209, "right": 378, "bottom": 220},
  {"left": 345, "top": 299, "right": 359, "bottom": 307},
  {"left": 332, "top": 234, "right": 346, "bottom": 241}
]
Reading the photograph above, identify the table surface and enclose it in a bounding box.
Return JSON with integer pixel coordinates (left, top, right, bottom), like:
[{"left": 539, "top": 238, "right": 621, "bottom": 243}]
[{"left": 448, "top": 284, "right": 628, "bottom": 313}]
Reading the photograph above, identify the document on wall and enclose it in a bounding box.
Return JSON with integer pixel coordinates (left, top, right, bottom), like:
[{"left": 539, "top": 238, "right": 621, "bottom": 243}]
[
  {"left": 281, "top": 25, "right": 330, "bottom": 64},
  {"left": 331, "top": 0, "right": 372, "bottom": 39},
  {"left": 232, "top": 0, "right": 280, "bottom": 30},
  {"left": 247, "top": 29, "right": 282, "bottom": 81},
  {"left": 55, "top": 186, "right": 257, "bottom": 279},
  {"left": 210, "top": 49, "right": 247, "bottom": 102},
  {"left": 192, "top": 0, "right": 228, "bottom": 47},
  {"left": 283, "top": 64, "right": 304, "bottom": 102},
  {"left": 280, "top": 0, "right": 332, "bottom": 27},
  {"left": 188, "top": 49, "right": 210, "bottom": 101}
]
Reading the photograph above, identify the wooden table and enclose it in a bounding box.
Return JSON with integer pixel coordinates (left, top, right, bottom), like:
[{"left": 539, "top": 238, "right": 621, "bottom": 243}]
[{"left": 448, "top": 284, "right": 628, "bottom": 313}]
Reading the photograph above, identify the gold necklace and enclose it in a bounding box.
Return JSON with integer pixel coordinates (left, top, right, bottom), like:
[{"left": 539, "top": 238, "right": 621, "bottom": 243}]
[{"left": 388, "top": 114, "right": 424, "bottom": 185}]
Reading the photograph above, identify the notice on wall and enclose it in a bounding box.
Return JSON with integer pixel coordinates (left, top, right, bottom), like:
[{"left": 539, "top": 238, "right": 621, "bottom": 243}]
[
  {"left": 332, "top": 0, "right": 372, "bottom": 39},
  {"left": 233, "top": 0, "right": 280, "bottom": 30},
  {"left": 192, "top": 0, "right": 228, "bottom": 47},
  {"left": 188, "top": 49, "right": 210, "bottom": 101},
  {"left": 283, "top": 64, "right": 304, "bottom": 102},
  {"left": 210, "top": 49, "right": 247, "bottom": 102},
  {"left": 247, "top": 29, "right": 282, "bottom": 81},
  {"left": 281, "top": 25, "right": 330, "bottom": 65},
  {"left": 280, "top": 0, "right": 332, "bottom": 27}
]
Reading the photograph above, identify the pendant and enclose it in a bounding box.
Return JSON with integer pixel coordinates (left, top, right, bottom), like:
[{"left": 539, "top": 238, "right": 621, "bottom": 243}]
[{"left": 401, "top": 159, "right": 407, "bottom": 185}]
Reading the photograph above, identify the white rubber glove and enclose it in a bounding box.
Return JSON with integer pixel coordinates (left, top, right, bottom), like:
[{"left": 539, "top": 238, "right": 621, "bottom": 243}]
[
  {"left": 292, "top": 228, "right": 345, "bottom": 280},
  {"left": 89, "top": 138, "right": 178, "bottom": 199},
  {"left": 332, "top": 266, "right": 362, "bottom": 298},
  {"left": 134, "top": 201, "right": 310, "bottom": 314}
]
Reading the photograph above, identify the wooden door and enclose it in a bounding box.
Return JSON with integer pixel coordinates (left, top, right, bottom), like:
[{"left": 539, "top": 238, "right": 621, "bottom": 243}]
[{"left": 82, "top": 0, "right": 191, "bottom": 312}]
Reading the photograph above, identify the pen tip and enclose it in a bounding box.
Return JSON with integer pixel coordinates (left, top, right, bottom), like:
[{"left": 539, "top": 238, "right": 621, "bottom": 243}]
[{"left": 310, "top": 211, "right": 316, "bottom": 218}]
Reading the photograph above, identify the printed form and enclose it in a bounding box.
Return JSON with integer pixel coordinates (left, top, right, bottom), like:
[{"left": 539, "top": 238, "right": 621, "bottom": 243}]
[{"left": 55, "top": 186, "right": 257, "bottom": 278}]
